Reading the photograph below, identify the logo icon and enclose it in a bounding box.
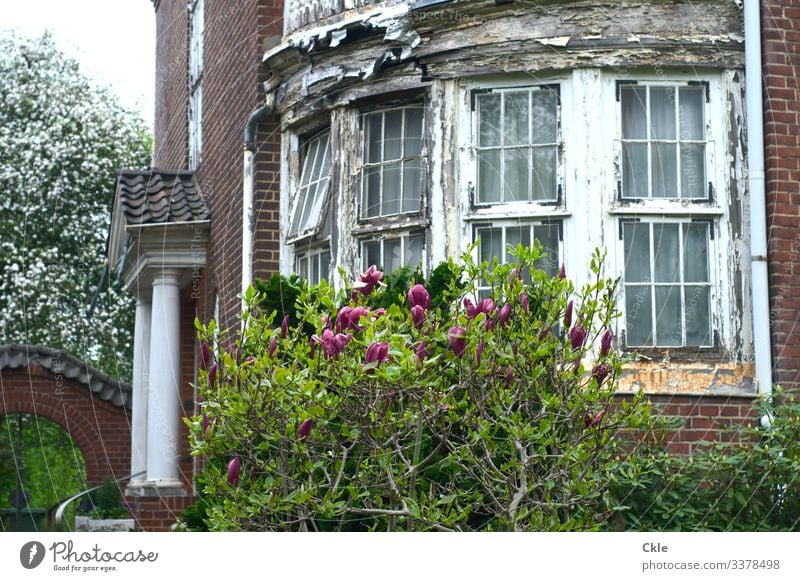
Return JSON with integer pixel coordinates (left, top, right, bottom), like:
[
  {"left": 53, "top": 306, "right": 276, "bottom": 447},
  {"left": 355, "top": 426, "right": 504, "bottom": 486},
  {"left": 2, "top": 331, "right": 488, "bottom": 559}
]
[{"left": 20, "top": 541, "right": 46, "bottom": 569}]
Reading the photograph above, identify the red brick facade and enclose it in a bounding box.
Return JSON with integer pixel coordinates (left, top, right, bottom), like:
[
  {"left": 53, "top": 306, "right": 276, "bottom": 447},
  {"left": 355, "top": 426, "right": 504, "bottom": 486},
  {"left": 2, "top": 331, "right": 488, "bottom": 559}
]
[
  {"left": 0, "top": 365, "right": 130, "bottom": 487},
  {"left": 763, "top": 0, "right": 800, "bottom": 392}
]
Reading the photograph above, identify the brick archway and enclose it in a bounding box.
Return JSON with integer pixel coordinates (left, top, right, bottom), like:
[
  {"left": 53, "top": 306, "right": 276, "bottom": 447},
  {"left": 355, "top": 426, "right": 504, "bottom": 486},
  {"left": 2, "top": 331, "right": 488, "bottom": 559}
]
[{"left": 0, "top": 345, "right": 131, "bottom": 485}]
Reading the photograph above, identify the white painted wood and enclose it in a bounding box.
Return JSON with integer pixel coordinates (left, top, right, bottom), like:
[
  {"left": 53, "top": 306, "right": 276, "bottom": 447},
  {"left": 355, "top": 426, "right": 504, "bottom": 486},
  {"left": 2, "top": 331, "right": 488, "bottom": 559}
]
[{"left": 130, "top": 297, "right": 151, "bottom": 482}]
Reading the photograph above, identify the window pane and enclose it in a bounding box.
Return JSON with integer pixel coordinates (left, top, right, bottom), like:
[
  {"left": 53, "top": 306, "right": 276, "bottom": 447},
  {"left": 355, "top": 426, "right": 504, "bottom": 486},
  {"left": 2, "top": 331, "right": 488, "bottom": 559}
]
[
  {"left": 532, "top": 89, "right": 557, "bottom": 144},
  {"left": 382, "top": 161, "right": 402, "bottom": 215},
  {"left": 478, "top": 93, "right": 501, "bottom": 147},
  {"left": 289, "top": 186, "right": 307, "bottom": 237},
  {"left": 317, "top": 134, "right": 331, "bottom": 176},
  {"left": 503, "top": 92, "right": 529, "bottom": 146},
  {"left": 621, "top": 86, "right": 647, "bottom": 140},
  {"left": 384, "top": 109, "right": 403, "bottom": 161},
  {"left": 406, "top": 234, "right": 424, "bottom": 268},
  {"left": 383, "top": 238, "right": 402, "bottom": 273},
  {"left": 366, "top": 113, "right": 383, "bottom": 163},
  {"left": 622, "top": 142, "right": 648, "bottom": 198},
  {"left": 364, "top": 241, "right": 380, "bottom": 270},
  {"left": 532, "top": 146, "right": 557, "bottom": 201},
  {"left": 402, "top": 159, "right": 423, "bottom": 213},
  {"left": 624, "top": 222, "right": 651, "bottom": 282},
  {"left": 535, "top": 223, "right": 560, "bottom": 277},
  {"left": 478, "top": 228, "right": 502, "bottom": 265},
  {"left": 503, "top": 148, "right": 529, "bottom": 202},
  {"left": 685, "top": 285, "right": 711, "bottom": 346},
  {"left": 679, "top": 87, "right": 704, "bottom": 140},
  {"left": 298, "top": 256, "right": 308, "bottom": 279},
  {"left": 683, "top": 223, "right": 709, "bottom": 282},
  {"left": 311, "top": 253, "right": 320, "bottom": 284},
  {"left": 304, "top": 178, "right": 329, "bottom": 233},
  {"left": 625, "top": 286, "right": 653, "bottom": 346},
  {"left": 404, "top": 106, "right": 424, "bottom": 157},
  {"left": 650, "top": 87, "right": 676, "bottom": 140},
  {"left": 478, "top": 149, "right": 502, "bottom": 203},
  {"left": 320, "top": 250, "right": 331, "bottom": 282},
  {"left": 298, "top": 181, "right": 319, "bottom": 235},
  {"left": 653, "top": 223, "right": 680, "bottom": 283},
  {"left": 655, "top": 285, "right": 682, "bottom": 346},
  {"left": 300, "top": 140, "right": 319, "bottom": 187},
  {"left": 680, "top": 143, "right": 706, "bottom": 199},
  {"left": 505, "top": 226, "right": 531, "bottom": 253},
  {"left": 364, "top": 166, "right": 381, "bottom": 218},
  {"left": 652, "top": 142, "right": 678, "bottom": 198}
]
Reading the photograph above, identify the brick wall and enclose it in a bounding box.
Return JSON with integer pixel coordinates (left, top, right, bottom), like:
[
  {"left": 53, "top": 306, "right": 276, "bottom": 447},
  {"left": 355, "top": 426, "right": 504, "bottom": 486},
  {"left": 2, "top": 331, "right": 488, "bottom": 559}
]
[
  {"left": 763, "top": 1, "right": 800, "bottom": 391},
  {"left": 0, "top": 366, "right": 131, "bottom": 485},
  {"left": 153, "top": 0, "right": 189, "bottom": 169}
]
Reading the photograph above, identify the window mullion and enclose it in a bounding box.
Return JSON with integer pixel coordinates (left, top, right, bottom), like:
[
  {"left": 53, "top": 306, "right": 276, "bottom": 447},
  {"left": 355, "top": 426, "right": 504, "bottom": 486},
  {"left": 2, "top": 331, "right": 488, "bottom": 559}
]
[
  {"left": 678, "top": 222, "right": 687, "bottom": 347},
  {"left": 528, "top": 90, "right": 533, "bottom": 203},
  {"left": 379, "top": 113, "right": 386, "bottom": 216},
  {"left": 648, "top": 222, "right": 657, "bottom": 347},
  {"left": 645, "top": 86, "right": 653, "bottom": 199},
  {"left": 500, "top": 94, "right": 506, "bottom": 203},
  {"left": 675, "top": 87, "right": 682, "bottom": 199}
]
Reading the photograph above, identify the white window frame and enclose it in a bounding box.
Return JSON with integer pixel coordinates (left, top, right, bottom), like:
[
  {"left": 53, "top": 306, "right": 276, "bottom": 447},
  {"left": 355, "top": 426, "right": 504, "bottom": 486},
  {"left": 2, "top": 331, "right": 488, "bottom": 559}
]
[
  {"left": 287, "top": 129, "right": 331, "bottom": 242},
  {"left": 472, "top": 219, "right": 563, "bottom": 296},
  {"left": 473, "top": 84, "right": 562, "bottom": 206},
  {"left": 360, "top": 231, "right": 426, "bottom": 274},
  {"left": 359, "top": 102, "right": 427, "bottom": 221},
  {"left": 189, "top": 0, "right": 204, "bottom": 170},
  {"left": 608, "top": 74, "right": 734, "bottom": 354},
  {"left": 295, "top": 245, "right": 332, "bottom": 286}
]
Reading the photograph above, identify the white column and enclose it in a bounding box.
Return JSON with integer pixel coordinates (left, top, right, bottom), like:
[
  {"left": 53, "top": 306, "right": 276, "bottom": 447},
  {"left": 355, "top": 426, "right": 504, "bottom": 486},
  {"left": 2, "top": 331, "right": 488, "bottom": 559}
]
[
  {"left": 146, "top": 268, "right": 183, "bottom": 485},
  {"left": 130, "top": 296, "right": 151, "bottom": 482}
]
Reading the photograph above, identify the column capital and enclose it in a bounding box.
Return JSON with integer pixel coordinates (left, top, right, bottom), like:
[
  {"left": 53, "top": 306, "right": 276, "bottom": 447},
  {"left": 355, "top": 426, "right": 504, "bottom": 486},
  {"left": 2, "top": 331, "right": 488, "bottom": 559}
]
[{"left": 151, "top": 267, "right": 183, "bottom": 287}]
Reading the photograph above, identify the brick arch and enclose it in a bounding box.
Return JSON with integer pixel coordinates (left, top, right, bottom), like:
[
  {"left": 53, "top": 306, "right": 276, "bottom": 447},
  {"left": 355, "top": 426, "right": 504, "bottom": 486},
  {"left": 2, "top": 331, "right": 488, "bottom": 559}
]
[{"left": 0, "top": 345, "right": 131, "bottom": 485}]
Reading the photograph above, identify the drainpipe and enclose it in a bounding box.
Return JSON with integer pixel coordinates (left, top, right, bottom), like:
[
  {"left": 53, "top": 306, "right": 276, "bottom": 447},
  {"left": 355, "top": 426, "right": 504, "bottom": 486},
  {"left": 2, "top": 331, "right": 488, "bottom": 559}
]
[
  {"left": 242, "top": 89, "right": 276, "bottom": 312},
  {"left": 744, "top": 1, "right": 773, "bottom": 427}
]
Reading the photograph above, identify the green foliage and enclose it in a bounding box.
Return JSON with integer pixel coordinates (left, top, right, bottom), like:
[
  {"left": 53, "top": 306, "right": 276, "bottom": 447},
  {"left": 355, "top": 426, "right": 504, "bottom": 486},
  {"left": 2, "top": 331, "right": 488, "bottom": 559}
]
[
  {"left": 0, "top": 33, "right": 152, "bottom": 380},
  {"left": 611, "top": 390, "right": 800, "bottom": 531},
  {"left": 0, "top": 414, "right": 87, "bottom": 513},
  {"left": 186, "top": 246, "right": 659, "bottom": 531},
  {"left": 82, "top": 477, "right": 129, "bottom": 520}
]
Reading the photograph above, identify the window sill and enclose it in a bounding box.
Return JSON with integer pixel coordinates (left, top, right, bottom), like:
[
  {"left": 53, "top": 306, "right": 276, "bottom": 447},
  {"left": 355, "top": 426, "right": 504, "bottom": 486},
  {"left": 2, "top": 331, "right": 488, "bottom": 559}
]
[
  {"left": 465, "top": 208, "right": 571, "bottom": 221},
  {"left": 609, "top": 205, "right": 724, "bottom": 216},
  {"left": 613, "top": 360, "right": 757, "bottom": 397},
  {"left": 352, "top": 217, "right": 430, "bottom": 237}
]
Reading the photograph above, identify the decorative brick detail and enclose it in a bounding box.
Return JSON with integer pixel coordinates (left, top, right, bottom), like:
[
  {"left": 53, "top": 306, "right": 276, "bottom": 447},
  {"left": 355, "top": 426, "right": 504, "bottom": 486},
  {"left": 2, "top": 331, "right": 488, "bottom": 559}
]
[
  {"left": 0, "top": 365, "right": 131, "bottom": 485},
  {"left": 763, "top": 1, "right": 800, "bottom": 392}
]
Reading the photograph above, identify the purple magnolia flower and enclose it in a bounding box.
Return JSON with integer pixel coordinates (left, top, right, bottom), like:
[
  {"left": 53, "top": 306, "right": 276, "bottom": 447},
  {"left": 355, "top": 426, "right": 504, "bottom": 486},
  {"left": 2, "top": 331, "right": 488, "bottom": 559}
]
[
  {"left": 335, "top": 306, "right": 353, "bottom": 334},
  {"left": 281, "top": 314, "right": 290, "bottom": 339},
  {"left": 353, "top": 265, "right": 383, "bottom": 296},
  {"left": 464, "top": 297, "right": 479, "bottom": 319},
  {"left": 564, "top": 299, "right": 574, "bottom": 329},
  {"left": 559, "top": 262, "right": 566, "bottom": 280},
  {"left": 475, "top": 340, "right": 485, "bottom": 365},
  {"left": 448, "top": 326, "right": 467, "bottom": 358},
  {"left": 504, "top": 366, "right": 513, "bottom": 386},
  {"left": 520, "top": 293, "right": 529, "bottom": 313},
  {"left": 572, "top": 356, "right": 582, "bottom": 373},
  {"left": 410, "top": 305, "right": 425, "bottom": 329},
  {"left": 479, "top": 298, "right": 496, "bottom": 315},
  {"left": 199, "top": 342, "right": 212, "bottom": 370},
  {"left": 408, "top": 284, "right": 431, "bottom": 310},
  {"left": 484, "top": 317, "right": 496, "bottom": 331},
  {"left": 208, "top": 362, "right": 219, "bottom": 387},
  {"left": 202, "top": 414, "right": 210, "bottom": 433},
  {"left": 365, "top": 341, "right": 390, "bottom": 368},
  {"left": 372, "top": 308, "right": 386, "bottom": 318},
  {"left": 600, "top": 328, "right": 613, "bottom": 357},
  {"left": 227, "top": 457, "right": 241, "bottom": 486},
  {"left": 298, "top": 418, "right": 314, "bottom": 440},
  {"left": 269, "top": 337, "right": 278, "bottom": 357},
  {"left": 509, "top": 268, "right": 521, "bottom": 282},
  {"left": 244, "top": 355, "right": 256, "bottom": 364},
  {"left": 569, "top": 324, "right": 588, "bottom": 351},
  {"left": 592, "top": 362, "right": 612, "bottom": 386},
  {"left": 584, "top": 411, "right": 604, "bottom": 429},
  {"left": 312, "top": 329, "right": 352, "bottom": 359},
  {"left": 499, "top": 303, "right": 512, "bottom": 327},
  {"left": 415, "top": 340, "right": 426, "bottom": 365}
]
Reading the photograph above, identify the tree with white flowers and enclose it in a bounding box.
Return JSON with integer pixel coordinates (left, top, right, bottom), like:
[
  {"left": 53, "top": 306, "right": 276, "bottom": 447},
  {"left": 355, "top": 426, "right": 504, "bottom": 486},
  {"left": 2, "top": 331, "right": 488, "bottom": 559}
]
[{"left": 0, "top": 34, "right": 151, "bottom": 381}]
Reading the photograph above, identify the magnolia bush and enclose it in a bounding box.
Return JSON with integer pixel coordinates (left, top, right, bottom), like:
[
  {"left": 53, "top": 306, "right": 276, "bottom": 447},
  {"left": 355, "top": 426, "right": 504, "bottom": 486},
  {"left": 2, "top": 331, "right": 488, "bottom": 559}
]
[
  {"left": 188, "top": 246, "right": 657, "bottom": 531},
  {"left": 0, "top": 33, "right": 151, "bottom": 379}
]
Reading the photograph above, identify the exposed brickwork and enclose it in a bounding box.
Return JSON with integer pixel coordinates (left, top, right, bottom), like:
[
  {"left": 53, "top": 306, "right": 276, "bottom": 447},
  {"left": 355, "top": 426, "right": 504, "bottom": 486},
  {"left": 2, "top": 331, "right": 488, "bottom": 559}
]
[
  {"left": 153, "top": 0, "right": 189, "bottom": 169},
  {"left": 763, "top": 1, "right": 800, "bottom": 391},
  {"left": 126, "top": 495, "right": 193, "bottom": 531},
  {"left": 0, "top": 365, "right": 131, "bottom": 485},
  {"left": 615, "top": 394, "right": 760, "bottom": 455}
]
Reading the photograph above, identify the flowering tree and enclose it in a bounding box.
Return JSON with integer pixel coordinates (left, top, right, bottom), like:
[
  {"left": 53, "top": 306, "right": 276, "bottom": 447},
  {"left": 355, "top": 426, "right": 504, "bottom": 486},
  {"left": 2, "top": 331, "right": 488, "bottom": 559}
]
[
  {"left": 188, "top": 245, "right": 658, "bottom": 531},
  {"left": 0, "top": 34, "right": 151, "bottom": 379}
]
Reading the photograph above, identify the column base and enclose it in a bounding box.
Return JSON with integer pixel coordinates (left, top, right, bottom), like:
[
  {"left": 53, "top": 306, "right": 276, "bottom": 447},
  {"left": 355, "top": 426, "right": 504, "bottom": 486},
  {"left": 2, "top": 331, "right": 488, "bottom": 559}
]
[{"left": 125, "top": 479, "right": 188, "bottom": 498}]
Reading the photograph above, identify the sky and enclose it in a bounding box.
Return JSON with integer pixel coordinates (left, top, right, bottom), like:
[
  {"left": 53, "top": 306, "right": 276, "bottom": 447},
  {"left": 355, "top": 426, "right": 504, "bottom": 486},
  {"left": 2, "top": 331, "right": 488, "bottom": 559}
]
[{"left": 0, "top": 0, "right": 156, "bottom": 126}]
